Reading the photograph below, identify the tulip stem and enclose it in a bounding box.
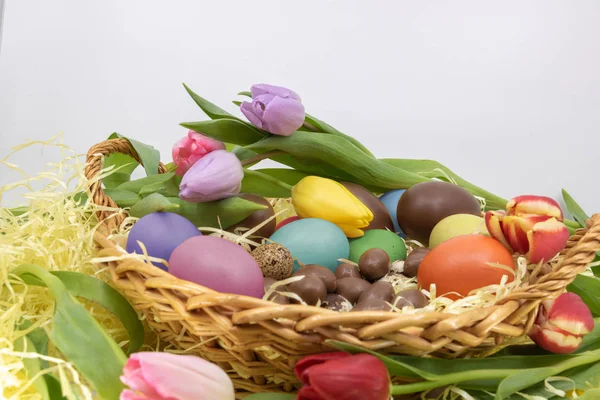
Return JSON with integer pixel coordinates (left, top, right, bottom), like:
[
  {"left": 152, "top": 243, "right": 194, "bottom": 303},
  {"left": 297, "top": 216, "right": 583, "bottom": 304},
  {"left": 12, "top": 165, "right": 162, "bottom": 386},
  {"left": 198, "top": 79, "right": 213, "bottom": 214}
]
[{"left": 241, "top": 150, "right": 287, "bottom": 167}]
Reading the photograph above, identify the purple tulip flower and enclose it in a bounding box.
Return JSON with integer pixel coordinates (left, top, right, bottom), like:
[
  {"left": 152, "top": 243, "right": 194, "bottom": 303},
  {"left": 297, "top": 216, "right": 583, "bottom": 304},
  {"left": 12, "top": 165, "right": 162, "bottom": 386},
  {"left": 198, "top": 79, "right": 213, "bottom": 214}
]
[
  {"left": 179, "top": 150, "right": 243, "bottom": 202},
  {"left": 240, "top": 83, "right": 305, "bottom": 136}
]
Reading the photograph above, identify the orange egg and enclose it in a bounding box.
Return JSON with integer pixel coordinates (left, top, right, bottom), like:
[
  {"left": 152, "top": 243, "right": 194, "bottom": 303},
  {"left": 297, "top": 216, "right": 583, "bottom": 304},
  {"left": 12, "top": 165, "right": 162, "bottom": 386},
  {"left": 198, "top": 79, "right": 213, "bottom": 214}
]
[{"left": 417, "top": 235, "right": 515, "bottom": 300}]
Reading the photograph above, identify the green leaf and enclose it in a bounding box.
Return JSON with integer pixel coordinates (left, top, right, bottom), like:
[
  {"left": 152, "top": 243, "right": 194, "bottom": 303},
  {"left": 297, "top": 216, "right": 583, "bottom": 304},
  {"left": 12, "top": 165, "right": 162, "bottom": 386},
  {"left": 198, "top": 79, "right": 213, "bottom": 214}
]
[
  {"left": 117, "top": 172, "right": 175, "bottom": 194},
  {"left": 21, "top": 270, "right": 145, "bottom": 354},
  {"left": 108, "top": 133, "right": 160, "bottom": 177},
  {"left": 13, "top": 265, "right": 127, "bottom": 400},
  {"left": 238, "top": 91, "right": 251, "bottom": 97},
  {"left": 130, "top": 193, "right": 180, "bottom": 218},
  {"left": 44, "top": 375, "right": 66, "bottom": 400},
  {"left": 14, "top": 335, "right": 50, "bottom": 400},
  {"left": 562, "top": 189, "right": 590, "bottom": 228},
  {"left": 304, "top": 113, "right": 375, "bottom": 158},
  {"left": 138, "top": 173, "right": 180, "bottom": 197},
  {"left": 102, "top": 153, "right": 139, "bottom": 189},
  {"left": 578, "top": 388, "right": 600, "bottom": 399},
  {"left": 254, "top": 168, "right": 310, "bottom": 186},
  {"left": 104, "top": 188, "right": 141, "bottom": 208},
  {"left": 567, "top": 275, "right": 600, "bottom": 316},
  {"left": 180, "top": 118, "right": 266, "bottom": 146},
  {"left": 183, "top": 83, "right": 235, "bottom": 120},
  {"left": 518, "top": 361, "right": 600, "bottom": 399},
  {"left": 242, "top": 394, "right": 297, "bottom": 400},
  {"left": 241, "top": 169, "right": 293, "bottom": 198}
]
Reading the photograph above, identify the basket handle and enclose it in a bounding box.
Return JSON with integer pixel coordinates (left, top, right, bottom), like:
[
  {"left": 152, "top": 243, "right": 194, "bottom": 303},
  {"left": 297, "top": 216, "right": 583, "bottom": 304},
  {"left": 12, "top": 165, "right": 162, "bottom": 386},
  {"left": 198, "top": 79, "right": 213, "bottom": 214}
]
[{"left": 85, "top": 138, "right": 167, "bottom": 231}]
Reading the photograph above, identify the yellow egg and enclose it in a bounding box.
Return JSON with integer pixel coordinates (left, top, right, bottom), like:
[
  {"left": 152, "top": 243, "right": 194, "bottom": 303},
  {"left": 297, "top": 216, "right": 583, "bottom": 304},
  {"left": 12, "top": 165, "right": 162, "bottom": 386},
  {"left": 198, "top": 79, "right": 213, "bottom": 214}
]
[{"left": 429, "top": 214, "right": 488, "bottom": 248}]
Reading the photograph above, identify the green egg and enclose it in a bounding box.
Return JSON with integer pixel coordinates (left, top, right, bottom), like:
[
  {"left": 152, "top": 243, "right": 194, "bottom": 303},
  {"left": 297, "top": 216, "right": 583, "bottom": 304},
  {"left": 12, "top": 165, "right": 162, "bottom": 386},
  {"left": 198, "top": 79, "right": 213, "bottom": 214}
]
[
  {"left": 349, "top": 229, "right": 407, "bottom": 263},
  {"left": 429, "top": 214, "right": 488, "bottom": 248}
]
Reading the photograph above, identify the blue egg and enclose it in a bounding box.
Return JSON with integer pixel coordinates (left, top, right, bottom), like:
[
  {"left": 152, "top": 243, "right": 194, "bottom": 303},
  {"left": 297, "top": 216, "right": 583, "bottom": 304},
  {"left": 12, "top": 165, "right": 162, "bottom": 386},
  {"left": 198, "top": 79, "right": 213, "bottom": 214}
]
[
  {"left": 268, "top": 218, "right": 350, "bottom": 273},
  {"left": 379, "top": 190, "right": 406, "bottom": 238},
  {"left": 126, "top": 212, "right": 201, "bottom": 271}
]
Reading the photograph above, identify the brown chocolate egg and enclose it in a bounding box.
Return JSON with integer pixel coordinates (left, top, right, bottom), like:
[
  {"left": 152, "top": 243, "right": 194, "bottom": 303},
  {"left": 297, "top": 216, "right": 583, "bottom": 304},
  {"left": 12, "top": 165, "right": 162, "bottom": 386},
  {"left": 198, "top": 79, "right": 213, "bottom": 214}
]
[
  {"left": 322, "top": 293, "right": 350, "bottom": 311},
  {"left": 393, "top": 289, "right": 429, "bottom": 309},
  {"left": 341, "top": 182, "right": 394, "bottom": 231},
  {"left": 358, "top": 248, "right": 390, "bottom": 281},
  {"left": 335, "top": 263, "right": 362, "bottom": 279},
  {"left": 396, "top": 181, "right": 481, "bottom": 245},
  {"left": 288, "top": 275, "right": 327, "bottom": 306},
  {"left": 335, "top": 277, "right": 371, "bottom": 304},
  {"left": 227, "top": 194, "right": 276, "bottom": 238},
  {"left": 352, "top": 298, "right": 392, "bottom": 312},
  {"left": 358, "top": 281, "right": 395, "bottom": 304},
  {"left": 263, "top": 277, "right": 290, "bottom": 304},
  {"left": 403, "top": 247, "right": 430, "bottom": 278},
  {"left": 293, "top": 265, "right": 337, "bottom": 293}
]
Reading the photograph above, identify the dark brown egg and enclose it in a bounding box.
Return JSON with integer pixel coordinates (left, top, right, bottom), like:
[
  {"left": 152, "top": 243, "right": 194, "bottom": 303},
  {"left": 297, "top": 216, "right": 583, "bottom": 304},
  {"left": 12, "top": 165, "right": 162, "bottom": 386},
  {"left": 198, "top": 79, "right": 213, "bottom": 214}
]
[
  {"left": 335, "top": 263, "right": 362, "bottom": 279},
  {"left": 335, "top": 277, "right": 371, "bottom": 304},
  {"left": 358, "top": 281, "right": 395, "bottom": 304},
  {"left": 352, "top": 298, "right": 392, "bottom": 312},
  {"left": 293, "top": 265, "right": 337, "bottom": 293},
  {"left": 396, "top": 181, "right": 481, "bottom": 245},
  {"left": 227, "top": 194, "right": 276, "bottom": 238},
  {"left": 403, "top": 247, "right": 430, "bottom": 278},
  {"left": 393, "top": 289, "right": 429, "bottom": 309},
  {"left": 341, "top": 182, "right": 394, "bottom": 231},
  {"left": 288, "top": 275, "right": 327, "bottom": 306},
  {"left": 322, "top": 293, "right": 349, "bottom": 311},
  {"left": 358, "top": 248, "right": 390, "bottom": 281},
  {"left": 263, "top": 278, "right": 290, "bottom": 304}
]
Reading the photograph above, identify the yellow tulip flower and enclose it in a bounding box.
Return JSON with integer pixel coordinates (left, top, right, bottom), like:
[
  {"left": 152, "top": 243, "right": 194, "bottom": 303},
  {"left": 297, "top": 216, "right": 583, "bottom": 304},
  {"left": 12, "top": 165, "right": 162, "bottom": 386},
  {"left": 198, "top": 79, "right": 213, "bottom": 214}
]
[{"left": 291, "top": 176, "right": 373, "bottom": 238}]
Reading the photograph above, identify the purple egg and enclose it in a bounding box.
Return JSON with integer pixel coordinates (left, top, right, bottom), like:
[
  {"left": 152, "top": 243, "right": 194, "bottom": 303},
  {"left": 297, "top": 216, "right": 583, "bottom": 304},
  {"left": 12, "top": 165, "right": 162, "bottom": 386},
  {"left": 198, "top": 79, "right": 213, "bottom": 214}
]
[
  {"left": 169, "top": 236, "right": 264, "bottom": 298},
  {"left": 126, "top": 212, "right": 201, "bottom": 271}
]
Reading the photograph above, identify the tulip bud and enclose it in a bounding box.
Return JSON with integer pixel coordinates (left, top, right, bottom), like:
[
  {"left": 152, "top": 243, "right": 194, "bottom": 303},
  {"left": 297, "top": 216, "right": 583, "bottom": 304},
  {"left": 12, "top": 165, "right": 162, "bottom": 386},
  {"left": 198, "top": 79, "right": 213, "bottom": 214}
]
[
  {"left": 172, "top": 130, "right": 226, "bottom": 176},
  {"left": 240, "top": 83, "right": 305, "bottom": 136},
  {"left": 120, "top": 352, "right": 235, "bottom": 400},
  {"left": 485, "top": 195, "right": 570, "bottom": 264},
  {"left": 294, "top": 352, "right": 390, "bottom": 400},
  {"left": 528, "top": 292, "right": 594, "bottom": 354},
  {"left": 291, "top": 176, "right": 373, "bottom": 238},
  {"left": 179, "top": 150, "right": 243, "bottom": 202}
]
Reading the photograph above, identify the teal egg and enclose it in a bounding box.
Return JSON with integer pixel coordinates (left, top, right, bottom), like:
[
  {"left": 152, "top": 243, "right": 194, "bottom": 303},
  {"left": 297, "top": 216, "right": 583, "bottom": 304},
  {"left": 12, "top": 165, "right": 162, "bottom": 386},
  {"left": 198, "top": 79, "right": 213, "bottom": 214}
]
[
  {"left": 349, "top": 229, "right": 407, "bottom": 263},
  {"left": 268, "top": 218, "right": 350, "bottom": 272}
]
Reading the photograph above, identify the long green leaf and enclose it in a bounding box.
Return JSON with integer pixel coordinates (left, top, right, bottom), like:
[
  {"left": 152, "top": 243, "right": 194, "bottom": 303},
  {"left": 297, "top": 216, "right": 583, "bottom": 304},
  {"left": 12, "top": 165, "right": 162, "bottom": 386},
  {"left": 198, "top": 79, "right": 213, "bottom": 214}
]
[
  {"left": 183, "top": 83, "right": 235, "bottom": 120},
  {"left": 116, "top": 172, "right": 175, "bottom": 194},
  {"left": 21, "top": 271, "right": 145, "bottom": 354},
  {"left": 578, "top": 388, "right": 600, "bottom": 399},
  {"left": 102, "top": 153, "right": 139, "bottom": 189},
  {"left": 14, "top": 264, "right": 128, "bottom": 400},
  {"left": 254, "top": 168, "right": 310, "bottom": 186},
  {"left": 129, "top": 193, "right": 180, "bottom": 218},
  {"left": 304, "top": 113, "right": 375, "bottom": 158},
  {"left": 241, "top": 169, "right": 293, "bottom": 198},
  {"left": 518, "top": 361, "right": 600, "bottom": 399},
  {"left": 561, "top": 189, "right": 590, "bottom": 228},
  {"left": 180, "top": 118, "right": 266, "bottom": 146},
  {"left": 567, "top": 275, "right": 600, "bottom": 316},
  {"left": 108, "top": 133, "right": 160, "bottom": 177},
  {"left": 15, "top": 335, "right": 50, "bottom": 400},
  {"left": 44, "top": 375, "right": 67, "bottom": 400}
]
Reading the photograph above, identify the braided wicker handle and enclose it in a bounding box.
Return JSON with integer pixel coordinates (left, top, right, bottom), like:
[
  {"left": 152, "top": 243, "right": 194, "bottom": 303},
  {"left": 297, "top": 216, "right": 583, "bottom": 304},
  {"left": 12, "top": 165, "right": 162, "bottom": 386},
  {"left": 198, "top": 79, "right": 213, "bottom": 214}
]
[{"left": 85, "top": 138, "right": 167, "bottom": 230}]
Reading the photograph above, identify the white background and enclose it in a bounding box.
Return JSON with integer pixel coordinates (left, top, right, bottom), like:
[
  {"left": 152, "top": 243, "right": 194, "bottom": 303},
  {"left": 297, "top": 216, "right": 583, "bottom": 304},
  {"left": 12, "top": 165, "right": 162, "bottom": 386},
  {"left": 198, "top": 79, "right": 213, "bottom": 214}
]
[{"left": 0, "top": 1, "right": 598, "bottom": 214}]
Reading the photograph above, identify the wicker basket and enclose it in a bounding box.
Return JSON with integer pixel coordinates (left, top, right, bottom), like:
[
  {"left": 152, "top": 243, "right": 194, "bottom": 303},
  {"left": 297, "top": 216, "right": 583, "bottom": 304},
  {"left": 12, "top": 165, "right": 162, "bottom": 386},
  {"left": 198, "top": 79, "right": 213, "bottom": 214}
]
[{"left": 86, "top": 138, "right": 600, "bottom": 398}]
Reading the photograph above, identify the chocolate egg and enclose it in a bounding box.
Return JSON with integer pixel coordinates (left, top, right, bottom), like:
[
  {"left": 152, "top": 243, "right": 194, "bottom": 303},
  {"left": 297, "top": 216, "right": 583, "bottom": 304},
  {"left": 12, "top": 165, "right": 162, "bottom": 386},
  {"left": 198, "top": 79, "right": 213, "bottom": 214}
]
[
  {"left": 403, "top": 247, "right": 430, "bottom": 278},
  {"left": 341, "top": 182, "right": 394, "bottom": 231},
  {"left": 393, "top": 289, "right": 429, "bottom": 309},
  {"left": 358, "top": 281, "right": 395, "bottom": 304},
  {"left": 396, "top": 181, "right": 481, "bottom": 245},
  {"left": 335, "top": 263, "right": 362, "bottom": 279},
  {"left": 227, "top": 194, "right": 276, "bottom": 238},
  {"left": 335, "top": 277, "right": 371, "bottom": 304},
  {"left": 263, "top": 278, "right": 291, "bottom": 305},
  {"left": 353, "top": 298, "right": 392, "bottom": 312},
  {"left": 322, "top": 293, "right": 350, "bottom": 311},
  {"left": 358, "top": 248, "right": 390, "bottom": 281},
  {"left": 288, "top": 275, "right": 327, "bottom": 306},
  {"left": 251, "top": 243, "right": 294, "bottom": 280},
  {"left": 293, "top": 265, "right": 337, "bottom": 293}
]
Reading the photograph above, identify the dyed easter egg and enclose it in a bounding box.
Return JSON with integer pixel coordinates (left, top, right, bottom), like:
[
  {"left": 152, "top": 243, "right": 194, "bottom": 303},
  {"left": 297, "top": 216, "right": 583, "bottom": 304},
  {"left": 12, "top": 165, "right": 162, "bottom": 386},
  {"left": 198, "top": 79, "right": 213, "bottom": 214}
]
[
  {"left": 268, "top": 218, "right": 350, "bottom": 273},
  {"left": 348, "top": 229, "right": 407, "bottom": 263},
  {"left": 379, "top": 189, "right": 406, "bottom": 237},
  {"left": 126, "top": 212, "right": 201, "bottom": 271},
  {"left": 429, "top": 214, "right": 488, "bottom": 248},
  {"left": 169, "top": 236, "right": 264, "bottom": 298}
]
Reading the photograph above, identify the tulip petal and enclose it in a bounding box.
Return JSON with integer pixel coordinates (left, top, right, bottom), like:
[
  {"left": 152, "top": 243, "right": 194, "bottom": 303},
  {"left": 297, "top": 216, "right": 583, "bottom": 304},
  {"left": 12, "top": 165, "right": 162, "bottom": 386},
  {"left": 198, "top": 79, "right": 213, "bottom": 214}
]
[
  {"left": 294, "top": 352, "right": 352, "bottom": 384},
  {"left": 298, "top": 386, "right": 326, "bottom": 400},
  {"left": 484, "top": 211, "right": 512, "bottom": 251},
  {"left": 240, "top": 101, "right": 264, "bottom": 129},
  {"left": 507, "top": 195, "right": 564, "bottom": 221},
  {"left": 526, "top": 217, "right": 570, "bottom": 264},
  {"left": 261, "top": 96, "right": 306, "bottom": 136},
  {"left": 251, "top": 83, "right": 301, "bottom": 100},
  {"left": 120, "top": 389, "right": 149, "bottom": 400}
]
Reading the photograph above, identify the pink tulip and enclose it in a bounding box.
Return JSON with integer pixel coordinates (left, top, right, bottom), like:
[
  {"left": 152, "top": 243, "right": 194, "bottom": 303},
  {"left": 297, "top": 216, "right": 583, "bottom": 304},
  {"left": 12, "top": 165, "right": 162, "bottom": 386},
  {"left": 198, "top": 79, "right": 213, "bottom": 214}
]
[
  {"left": 172, "top": 130, "right": 226, "bottom": 176},
  {"left": 120, "top": 352, "right": 235, "bottom": 400}
]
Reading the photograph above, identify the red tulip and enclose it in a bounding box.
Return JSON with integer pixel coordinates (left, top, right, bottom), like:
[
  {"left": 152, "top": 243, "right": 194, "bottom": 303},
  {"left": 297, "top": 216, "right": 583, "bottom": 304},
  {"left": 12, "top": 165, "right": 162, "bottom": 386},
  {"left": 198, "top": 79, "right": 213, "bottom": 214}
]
[{"left": 294, "top": 352, "right": 390, "bottom": 400}]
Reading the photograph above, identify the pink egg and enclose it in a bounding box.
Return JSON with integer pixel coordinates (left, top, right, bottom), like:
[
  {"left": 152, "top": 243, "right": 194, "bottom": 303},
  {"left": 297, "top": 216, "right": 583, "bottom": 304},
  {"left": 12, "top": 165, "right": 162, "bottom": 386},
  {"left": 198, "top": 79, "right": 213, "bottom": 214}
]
[{"left": 168, "top": 236, "right": 264, "bottom": 298}]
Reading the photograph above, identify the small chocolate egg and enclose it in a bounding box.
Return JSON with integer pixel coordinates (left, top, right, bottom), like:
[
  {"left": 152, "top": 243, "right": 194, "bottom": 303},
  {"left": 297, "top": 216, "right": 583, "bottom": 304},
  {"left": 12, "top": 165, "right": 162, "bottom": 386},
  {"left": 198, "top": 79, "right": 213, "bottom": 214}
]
[
  {"left": 288, "top": 275, "right": 327, "bottom": 306},
  {"left": 251, "top": 243, "right": 294, "bottom": 280},
  {"left": 352, "top": 298, "right": 392, "bottom": 312},
  {"left": 335, "top": 263, "right": 362, "bottom": 279},
  {"left": 396, "top": 181, "right": 481, "bottom": 245},
  {"left": 403, "top": 247, "right": 430, "bottom": 278},
  {"left": 358, "top": 281, "right": 395, "bottom": 304},
  {"left": 293, "top": 265, "right": 337, "bottom": 293},
  {"left": 263, "top": 278, "right": 291, "bottom": 304},
  {"left": 335, "top": 277, "right": 371, "bottom": 304},
  {"left": 269, "top": 293, "right": 291, "bottom": 304},
  {"left": 322, "top": 293, "right": 350, "bottom": 311},
  {"left": 393, "top": 289, "right": 429, "bottom": 309},
  {"left": 341, "top": 182, "right": 394, "bottom": 231},
  {"left": 264, "top": 277, "right": 277, "bottom": 292},
  {"left": 358, "top": 248, "right": 390, "bottom": 281},
  {"left": 227, "top": 194, "right": 276, "bottom": 238}
]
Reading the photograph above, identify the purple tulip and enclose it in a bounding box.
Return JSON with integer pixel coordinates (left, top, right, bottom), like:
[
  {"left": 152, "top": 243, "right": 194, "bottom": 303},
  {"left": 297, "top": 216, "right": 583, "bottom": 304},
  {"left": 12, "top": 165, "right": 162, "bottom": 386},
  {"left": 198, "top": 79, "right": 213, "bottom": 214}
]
[
  {"left": 179, "top": 150, "right": 243, "bottom": 202},
  {"left": 240, "top": 83, "right": 305, "bottom": 136}
]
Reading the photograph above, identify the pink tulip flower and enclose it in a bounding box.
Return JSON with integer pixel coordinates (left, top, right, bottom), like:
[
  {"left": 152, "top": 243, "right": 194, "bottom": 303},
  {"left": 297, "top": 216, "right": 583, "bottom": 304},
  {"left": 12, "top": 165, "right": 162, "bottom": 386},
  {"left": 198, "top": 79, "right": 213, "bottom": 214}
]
[
  {"left": 120, "top": 352, "right": 235, "bottom": 400},
  {"left": 172, "top": 130, "right": 226, "bottom": 176}
]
